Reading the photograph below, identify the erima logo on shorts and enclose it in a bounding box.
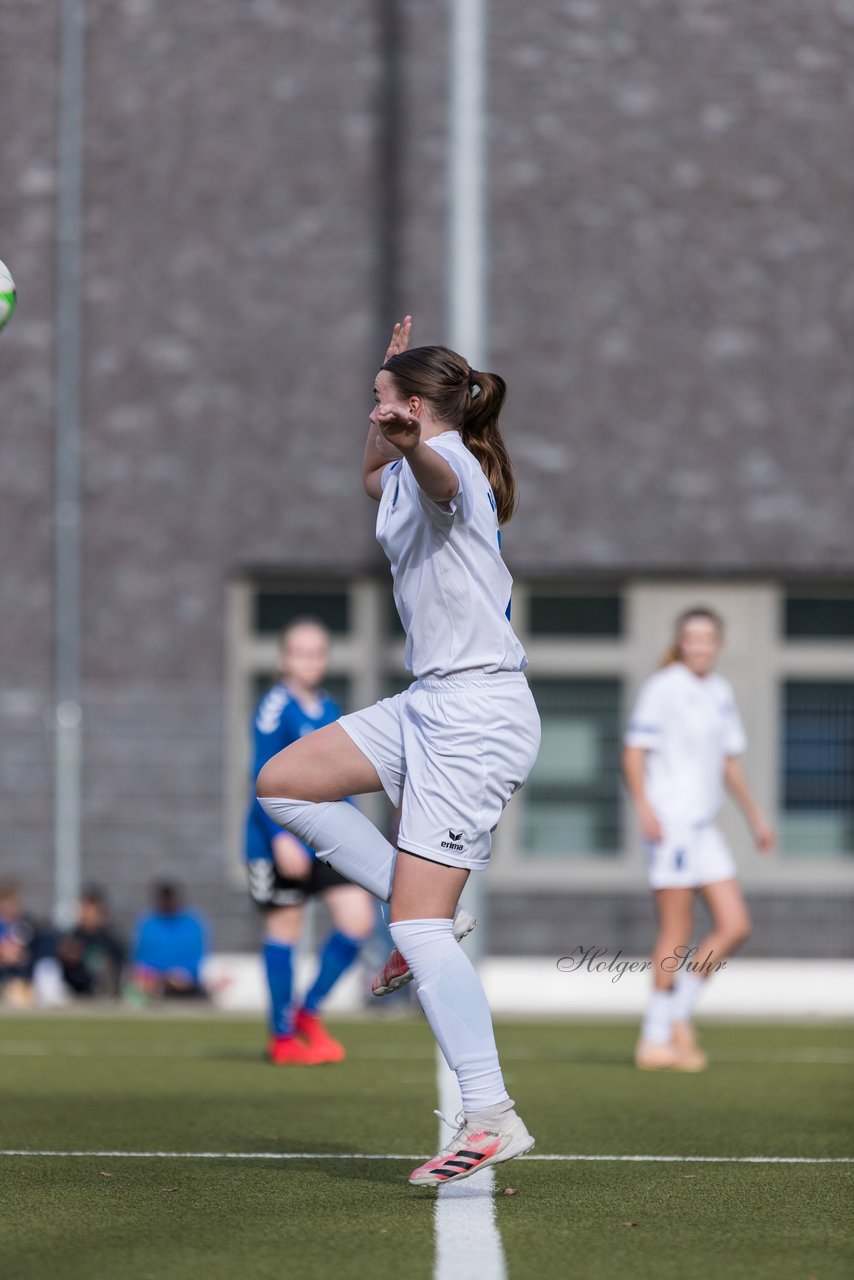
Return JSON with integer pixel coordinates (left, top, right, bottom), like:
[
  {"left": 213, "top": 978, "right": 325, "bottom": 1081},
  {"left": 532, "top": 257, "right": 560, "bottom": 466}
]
[{"left": 441, "top": 829, "right": 465, "bottom": 851}]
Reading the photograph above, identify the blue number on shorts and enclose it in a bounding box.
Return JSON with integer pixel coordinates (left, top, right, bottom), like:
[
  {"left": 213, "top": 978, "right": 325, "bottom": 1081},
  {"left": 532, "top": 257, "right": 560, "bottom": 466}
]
[{"left": 673, "top": 848, "right": 685, "bottom": 871}]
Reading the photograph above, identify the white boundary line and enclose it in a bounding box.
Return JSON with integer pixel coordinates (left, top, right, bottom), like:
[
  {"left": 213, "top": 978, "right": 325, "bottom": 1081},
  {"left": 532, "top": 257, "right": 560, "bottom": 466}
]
[
  {"left": 0, "top": 1151, "right": 850, "bottom": 1164},
  {"left": 1, "top": 1042, "right": 852, "bottom": 1065},
  {"left": 434, "top": 1050, "right": 507, "bottom": 1280}
]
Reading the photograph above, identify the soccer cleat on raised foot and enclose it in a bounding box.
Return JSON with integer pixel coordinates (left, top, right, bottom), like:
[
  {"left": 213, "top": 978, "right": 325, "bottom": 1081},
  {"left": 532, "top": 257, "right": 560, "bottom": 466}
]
[
  {"left": 266, "top": 1033, "right": 326, "bottom": 1066},
  {"left": 371, "top": 909, "right": 477, "bottom": 997},
  {"left": 293, "top": 1008, "right": 346, "bottom": 1063},
  {"left": 409, "top": 1110, "right": 535, "bottom": 1187}
]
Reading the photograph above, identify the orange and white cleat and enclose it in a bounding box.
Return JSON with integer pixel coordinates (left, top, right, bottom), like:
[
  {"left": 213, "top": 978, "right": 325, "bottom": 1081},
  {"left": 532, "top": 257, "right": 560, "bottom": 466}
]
[
  {"left": 670, "top": 1020, "right": 709, "bottom": 1072},
  {"left": 293, "top": 1008, "right": 346, "bottom": 1063},
  {"left": 372, "top": 909, "right": 477, "bottom": 997},
  {"left": 266, "top": 1033, "right": 325, "bottom": 1066},
  {"left": 409, "top": 1110, "right": 535, "bottom": 1187}
]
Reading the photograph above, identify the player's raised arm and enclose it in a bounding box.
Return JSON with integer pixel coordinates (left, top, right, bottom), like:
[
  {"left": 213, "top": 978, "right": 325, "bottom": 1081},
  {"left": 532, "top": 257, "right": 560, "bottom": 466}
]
[
  {"left": 362, "top": 419, "right": 402, "bottom": 501},
  {"left": 383, "top": 314, "right": 412, "bottom": 363},
  {"left": 376, "top": 406, "right": 460, "bottom": 507},
  {"left": 363, "top": 316, "right": 413, "bottom": 500}
]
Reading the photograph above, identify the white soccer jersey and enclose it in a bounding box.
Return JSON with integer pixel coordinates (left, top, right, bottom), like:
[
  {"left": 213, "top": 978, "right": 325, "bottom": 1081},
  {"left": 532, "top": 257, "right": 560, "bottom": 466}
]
[
  {"left": 377, "top": 430, "right": 527, "bottom": 679},
  {"left": 624, "top": 662, "right": 747, "bottom": 827}
]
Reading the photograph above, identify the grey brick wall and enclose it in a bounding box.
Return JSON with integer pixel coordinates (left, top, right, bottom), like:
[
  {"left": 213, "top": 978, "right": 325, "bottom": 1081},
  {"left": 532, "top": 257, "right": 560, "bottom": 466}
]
[
  {"left": 0, "top": 0, "right": 60, "bottom": 898},
  {"left": 488, "top": 891, "right": 854, "bottom": 960},
  {"left": 1, "top": 1, "right": 852, "bottom": 948},
  {"left": 79, "top": 0, "right": 386, "bottom": 944},
  {"left": 488, "top": 0, "right": 854, "bottom": 575}
]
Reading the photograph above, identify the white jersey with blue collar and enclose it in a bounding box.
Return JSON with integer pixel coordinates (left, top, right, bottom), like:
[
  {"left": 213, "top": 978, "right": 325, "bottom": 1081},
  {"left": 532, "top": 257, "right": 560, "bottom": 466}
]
[{"left": 378, "top": 430, "right": 527, "bottom": 679}]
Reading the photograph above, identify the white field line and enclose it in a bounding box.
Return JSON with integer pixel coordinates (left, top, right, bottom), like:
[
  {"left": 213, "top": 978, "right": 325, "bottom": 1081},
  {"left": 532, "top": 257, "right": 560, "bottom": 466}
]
[
  {"left": 0, "top": 1150, "right": 850, "bottom": 1164},
  {"left": 0, "top": 1041, "right": 853, "bottom": 1065},
  {"left": 434, "top": 1050, "right": 506, "bottom": 1280}
]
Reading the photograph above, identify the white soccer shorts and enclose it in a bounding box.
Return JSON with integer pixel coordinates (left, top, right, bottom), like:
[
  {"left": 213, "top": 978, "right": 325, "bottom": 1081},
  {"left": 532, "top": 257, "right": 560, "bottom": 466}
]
[
  {"left": 646, "top": 822, "right": 737, "bottom": 890},
  {"left": 338, "top": 669, "right": 541, "bottom": 871}
]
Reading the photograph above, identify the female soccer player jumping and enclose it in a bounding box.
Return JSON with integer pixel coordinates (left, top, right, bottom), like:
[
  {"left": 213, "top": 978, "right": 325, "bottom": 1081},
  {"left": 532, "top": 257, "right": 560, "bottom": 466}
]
[
  {"left": 623, "top": 607, "right": 776, "bottom": 1071},
  {"left": 257, "top": 318, "right": 541, "bottom": 1186}
]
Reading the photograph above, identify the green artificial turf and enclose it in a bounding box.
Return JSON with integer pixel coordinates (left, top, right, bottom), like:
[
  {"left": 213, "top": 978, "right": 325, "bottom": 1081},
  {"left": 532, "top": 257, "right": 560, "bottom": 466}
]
[{"left": 0, "top": 1015, "right": 851, "bottom": 1280}]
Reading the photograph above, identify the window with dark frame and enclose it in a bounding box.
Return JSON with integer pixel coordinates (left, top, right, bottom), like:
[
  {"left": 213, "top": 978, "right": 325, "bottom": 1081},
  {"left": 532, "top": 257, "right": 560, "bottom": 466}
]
[
  {"left": 522, "top": 677, "right": 623, "bottom": 858},
  {"left": 781, "top": 680, "right": 854, "bottom": 857}
]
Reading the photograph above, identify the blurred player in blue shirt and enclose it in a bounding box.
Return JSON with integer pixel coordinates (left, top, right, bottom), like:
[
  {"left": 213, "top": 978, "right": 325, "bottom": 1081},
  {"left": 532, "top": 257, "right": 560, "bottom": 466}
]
[
  {"left": 131, "top": 881, "right": 208, "bottom": 998},
  {"left": 246, "top": 618, "right": 373, "bottom": 1064}
]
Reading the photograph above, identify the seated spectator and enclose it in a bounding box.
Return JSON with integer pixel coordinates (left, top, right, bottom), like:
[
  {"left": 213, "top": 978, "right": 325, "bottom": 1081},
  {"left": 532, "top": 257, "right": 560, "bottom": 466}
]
[
  {"left": 130, "top": 881, "right": 209, "bottom": 999},
  {"left": 57, "top": 886, "right": 125, "bottom": 997},
  {"left": 0, "top": 881, "right": 64, "bottom": 1008}
]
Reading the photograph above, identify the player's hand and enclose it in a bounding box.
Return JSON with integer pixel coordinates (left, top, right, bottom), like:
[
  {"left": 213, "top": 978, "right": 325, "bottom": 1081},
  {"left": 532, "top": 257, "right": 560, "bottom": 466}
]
[
  {"left": 752, "top": 817, "right": 776, "bottom": 854},
  {"left": 373, "top": 426, "right": 404, "bottom": 460},
  {"left": 377, "top": 404, "right": 421, "bottom": 453},
  {"left": 272, "top": 832, "right": 313, "bottom": 880},
  {"left": 383, "top": 315, "right": 412, "bottom": 364},
  {"left": 638, "top": 804, "right": 663, "bottom": 844}
]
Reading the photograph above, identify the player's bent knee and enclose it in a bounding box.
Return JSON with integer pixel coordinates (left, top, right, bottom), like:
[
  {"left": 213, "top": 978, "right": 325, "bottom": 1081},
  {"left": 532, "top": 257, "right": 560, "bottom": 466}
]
[
  {"left": 256, "top": 757, "right": 302, "bottom": 800},
  {"left": 255, "top": 759, "right": 279, "bottom": 799}
]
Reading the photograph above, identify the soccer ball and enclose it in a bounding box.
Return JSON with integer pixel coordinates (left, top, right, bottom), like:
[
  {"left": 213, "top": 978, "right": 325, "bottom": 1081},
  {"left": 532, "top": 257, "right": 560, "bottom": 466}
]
[{"left": 0, "top": 260, "right": 17, "bottom": 333}]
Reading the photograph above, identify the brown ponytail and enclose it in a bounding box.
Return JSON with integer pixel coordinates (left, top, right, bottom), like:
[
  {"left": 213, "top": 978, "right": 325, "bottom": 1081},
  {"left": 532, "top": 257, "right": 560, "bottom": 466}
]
[
  {"left": 660, "top": 643, "right": 682, "bottom": 668},
  {"left": 382, "top": 345, "right": 518, "bottom": 524},
  {"left": 460, "top": 370, "right": 517, "bottom": 525}
]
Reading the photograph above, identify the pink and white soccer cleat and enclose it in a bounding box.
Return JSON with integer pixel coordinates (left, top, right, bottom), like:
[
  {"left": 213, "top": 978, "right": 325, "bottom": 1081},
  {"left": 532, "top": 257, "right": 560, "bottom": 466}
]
[
  {"left": 409, "top": 1110, "right": 535, "bottom": 1187},
  {"left": 371, "top": 909, "right": 477, "bottom": 997}
]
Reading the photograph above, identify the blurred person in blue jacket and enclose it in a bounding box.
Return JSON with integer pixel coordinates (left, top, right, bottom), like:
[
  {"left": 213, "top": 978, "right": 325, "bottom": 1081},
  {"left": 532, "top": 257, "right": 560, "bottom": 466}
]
[
  {"left": 0, "top": 881, "right": 65, "bottom": 1008},
  {"left": 131, "top": 880, "right": 208, "bottom": 999},
  {"left": 246, "top": 618, "right": 373, "bottom": 1065}
]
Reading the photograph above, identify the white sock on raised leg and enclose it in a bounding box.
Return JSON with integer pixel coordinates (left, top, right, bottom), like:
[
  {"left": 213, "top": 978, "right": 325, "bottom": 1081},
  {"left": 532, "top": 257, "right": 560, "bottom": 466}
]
[{"left": 258, "top": 796, "right": 396, "bottom": 902}]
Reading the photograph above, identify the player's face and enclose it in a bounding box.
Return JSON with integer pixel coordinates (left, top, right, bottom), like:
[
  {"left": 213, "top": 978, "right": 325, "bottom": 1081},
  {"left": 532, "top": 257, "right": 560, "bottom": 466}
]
[
  {"left": 79, "top": 900, "right": 106, "bottom": 931},
  {"left": 279, "top": 624, "right": 329, "bottom": 692},
  {"left": 679, "top": 619, "right": 722, "bottom": 676},
  {"left": 370, "top": 370, "right": 411, "bottom": 426}
]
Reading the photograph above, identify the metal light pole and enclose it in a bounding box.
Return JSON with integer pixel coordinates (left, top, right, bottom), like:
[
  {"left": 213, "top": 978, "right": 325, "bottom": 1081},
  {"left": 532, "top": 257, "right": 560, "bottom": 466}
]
[
  {"left": 53, "top": 0, "right": 85, "bottom": 927},
  {"left": 447, "top": 0, "right": 488, "bottom": 961},
  {"left": 448, "top": 0, "right": 487, "bottom": 369}
]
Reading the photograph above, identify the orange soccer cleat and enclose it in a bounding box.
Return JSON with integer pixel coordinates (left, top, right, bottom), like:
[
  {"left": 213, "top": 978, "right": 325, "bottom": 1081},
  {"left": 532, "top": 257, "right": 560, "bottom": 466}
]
[
  {"left": 293, "top": 1008, "right": 346, "bottom": 1063},
  {"left": 267, "top": 1033, "right": 326, "bottom": 1066}
]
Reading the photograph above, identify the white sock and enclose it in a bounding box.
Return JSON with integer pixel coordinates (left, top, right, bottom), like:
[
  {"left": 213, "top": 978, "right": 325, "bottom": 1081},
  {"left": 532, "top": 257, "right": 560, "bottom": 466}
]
[
  {"left": 673, "top": 971, "right": 706, "bottom": 1023},
  {"left": 642, "top": 988, "right": 676, "bottom": 1044},
  {"left": 388, "top": 917, "right": 510, "bottom": 1115},
  {"left": 465, "top": 1097, "right": 517, "bottom": 1126},
  {"left": 258, "top": 796, "right": 396, "bottom": 902}
]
